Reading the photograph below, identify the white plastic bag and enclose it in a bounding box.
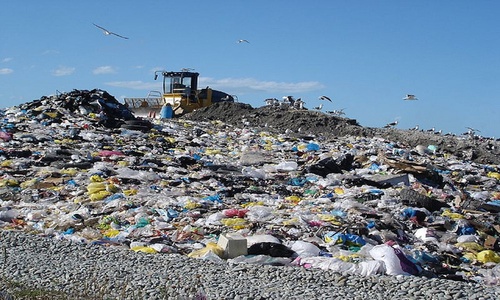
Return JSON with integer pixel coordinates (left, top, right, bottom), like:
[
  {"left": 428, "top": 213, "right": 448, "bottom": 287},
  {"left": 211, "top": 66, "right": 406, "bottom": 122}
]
[
  {"left": 291, "top": 241, "right": 321, "bottom": 258},
  {"left": 369, "top": 244, "right": 407, "bottom": 276},
  {"left": 357, "top": 260, "right": 385, "bottom": 276},
  {"left": 246, "top": 234, "right": 281, "bottom": 247}
]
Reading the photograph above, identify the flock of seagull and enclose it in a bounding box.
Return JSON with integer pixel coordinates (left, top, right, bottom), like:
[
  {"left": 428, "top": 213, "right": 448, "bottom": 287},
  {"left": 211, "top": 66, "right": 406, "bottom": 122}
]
[
  {"left": 264, "top": 95, "right": 347, "bottom": 117},
  {"left": 266, "top": 95, "right": 482, "bottom": 137},
  {"left": 93, "top": 23, "right": 252, "bottom": 45},
  {"left": 266, "top": 94, "right": 420, "bottom": 120}
]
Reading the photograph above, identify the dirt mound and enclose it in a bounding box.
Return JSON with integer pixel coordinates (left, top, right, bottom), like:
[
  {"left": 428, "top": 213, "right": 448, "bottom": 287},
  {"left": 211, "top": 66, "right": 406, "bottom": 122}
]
[{"left": 182, "top": 102, "right": 500, "bottom": 165}]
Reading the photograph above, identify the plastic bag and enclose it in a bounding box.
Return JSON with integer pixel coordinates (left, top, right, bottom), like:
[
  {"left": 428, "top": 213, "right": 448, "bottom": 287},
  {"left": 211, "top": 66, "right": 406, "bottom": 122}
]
[
  {"left": 245, "top": 206, "right": 274, "bottom": 222},
  {"left": 369, "top": 244, "right": 412, "bottom": 276},
  {"left": 0, "top": 208, "right": 19, "bottom": 222},
  {"left": 275, "top": 161, "right": 298, "bottom": 171},
  {"left": 414, "top": 228, "right": 439, "bottom": 244},
  {"left": 291, "top": 241, "right": 321, "bottom": 258},
  {"left": 357, "top": 260, "right": 385, "bottom": 276},
  {"left": 296, "top": 257, "right": 357, "bottom": 274},
  {"left": 477, "top": 250, "right": 500, "bottom": 263},
  {"left": 242, "top": 167, "right": 266, "bottom": 179},
  {"left": 228, "top": 254, "right": 292, "bottom": 266},
  {"left": 246, "top": 234, "right": 281, "bottom": 247},
  {"left": 187, "top": 242, "right": 224, "bottom": 258}
]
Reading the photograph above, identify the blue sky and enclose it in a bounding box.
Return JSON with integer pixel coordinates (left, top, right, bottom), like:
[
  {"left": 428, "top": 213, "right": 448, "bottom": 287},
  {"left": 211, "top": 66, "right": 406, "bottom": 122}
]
[{"left": 1, "top": 1, "right": 499, "bottom": 137}]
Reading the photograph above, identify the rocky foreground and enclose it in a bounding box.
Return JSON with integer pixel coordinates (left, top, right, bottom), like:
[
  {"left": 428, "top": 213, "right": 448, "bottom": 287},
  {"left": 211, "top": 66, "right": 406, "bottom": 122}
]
[{"left": 1, "top": 230, "right": 499, "bottom": 300}]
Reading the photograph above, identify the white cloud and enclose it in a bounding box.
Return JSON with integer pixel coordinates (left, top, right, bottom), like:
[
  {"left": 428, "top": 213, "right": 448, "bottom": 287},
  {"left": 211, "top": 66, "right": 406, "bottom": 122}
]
[
  {"left": 105, "top": 77, "right": 324, "bottom": 96},
  {"left": 199, "top": 77, "right": 324, "bottom": 94},
  {"left": 2, "top": 57, "right": 13, "bottom": 63},
  {"left": 0, "top": 68, "right": 13, "bottom": 75},
  {"left": 93, "top": 66, "right": 116, "bottom": 74},
  {"left": 105, "top": 80, "right": 161, "bottom": 90},
  {"left": 41, "top": 50, "right": 60, "bottom": 55},
  {"left": 52, "top": 66, "right": 75, "bottom": 76}
]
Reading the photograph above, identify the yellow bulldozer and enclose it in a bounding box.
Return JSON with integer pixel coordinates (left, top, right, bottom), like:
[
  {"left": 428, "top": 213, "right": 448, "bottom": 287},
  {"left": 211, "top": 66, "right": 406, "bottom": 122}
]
[{"left": 124, "top": 70, "right": 235, "bottom": 118}]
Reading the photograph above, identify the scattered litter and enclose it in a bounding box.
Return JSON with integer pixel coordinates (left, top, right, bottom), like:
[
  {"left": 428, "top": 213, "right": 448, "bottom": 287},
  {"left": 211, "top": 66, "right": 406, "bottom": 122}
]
[{"left": 1, "top": 90, "right": 499, "bottom": 286}]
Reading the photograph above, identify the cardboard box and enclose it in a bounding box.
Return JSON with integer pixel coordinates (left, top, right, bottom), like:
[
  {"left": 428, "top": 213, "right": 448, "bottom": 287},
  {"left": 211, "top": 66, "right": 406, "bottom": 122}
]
[{"left": 217, "top": 233, "right": 247, "bottom": 259}]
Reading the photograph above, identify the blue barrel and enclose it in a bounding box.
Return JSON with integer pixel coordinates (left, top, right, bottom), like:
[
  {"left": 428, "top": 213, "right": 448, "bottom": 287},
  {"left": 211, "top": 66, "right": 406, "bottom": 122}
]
[{"left": 160, "top": 104, "right": 173, "bottom": 119}]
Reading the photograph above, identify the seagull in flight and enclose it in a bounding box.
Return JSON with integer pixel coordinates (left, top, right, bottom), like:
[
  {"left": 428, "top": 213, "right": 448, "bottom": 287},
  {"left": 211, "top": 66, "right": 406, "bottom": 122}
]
[
  {"left": 319, "top": 95, "right": 332, "bottom": 102},
  {"left": 466, "top": 127, "right": 480, "bottom": 133},
  {"left": 403, "top": 94, "right": 418, "bottom": 100},
  {"left": 237, "top": 39, "right": 250, "bottom": 43},
  {"left": 93, "top": 23, "right": 129, "bottom": 39}
]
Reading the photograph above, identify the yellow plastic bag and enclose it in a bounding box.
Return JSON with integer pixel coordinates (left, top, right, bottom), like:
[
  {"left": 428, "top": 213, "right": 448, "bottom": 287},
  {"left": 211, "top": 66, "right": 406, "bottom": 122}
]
[
  {"left": 285, "top": 195, "right": 302, "bottom": 204},
  {"left": 117, "top": 161, "right": 129, "bottom": 167},
  {"left": 221, "top": 218, "right": 247, "bottom": 229},
  {"left": 44, "top": 111, "right": 59, "bottom": 118},
  {"left": 455, "top": 242, "right": 484, "bottom": 252},
  {"left": 61, "top": 168, "right": 79, "bottom": 176},
  {"left": 1, "top": 160, "right": 13, "bottom": 167},
  {"left": 477, "top": 250, "right": 500, "bottom": 263},
  {"left": 241, "top": 201, "right": 264, "bottom": 208},
  {"left": 187, "top": 242, "right": 224, "bottom": 258},
  {"left": 205, "top": 149, "right": 221, "bottom": 155},
  {"left": 131, "top": 246, "right": 158, "bottom": 254},
  {"left": 87, "top": 182, "right": 106, "bottom": 194},
  {"left": 20, "top": 178, "right": 38, "bottom": 189},
  {"left": 184, "top": 200, "right": 201, "bottom": 210},
  {"left": 0, "top": 179, "right": 19, "bottom": 187},
  {"left": 124, "top": 188, "right": 138, "bottom": 196},
  {"left": 487, "top": 172, "right": 500, "bottom": 180},
  {"left": 282, "top": 218, "right": 297, "bottom": 226},
  {"left": 318, "top": 214, "right": 342, "bottom": 226},
  {"left": 102, "top": 229, "right": 120, "bottom": 238},
  {"left": 334, "top": 187, "right": 345, "bottom": 195},
  {"left": 90, "top": 175, "right": 105, "bottom": 182},
  {"left": 441, "top": 210, "right": 464, "bottom": 219},
  {"left": 89, "top": 190, "right": 112, "bottom": 201},
  {"left": 106, "top": 183, "right": 119, "bottom": 193}
]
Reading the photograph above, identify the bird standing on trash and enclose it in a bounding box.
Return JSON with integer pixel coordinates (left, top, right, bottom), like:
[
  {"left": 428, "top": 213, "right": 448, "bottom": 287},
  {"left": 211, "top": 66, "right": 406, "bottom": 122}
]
[
  {"left": 314, "top": 103, "right": 323, "bottom": 111},
  {"left": 384, "top": 120, "right": 398, "bottom": 128},
  {"left": 319, "top": 95, "right": 332, "bottom": 102},
  {"left": 326, "top": 109, "right": 346, "bottom": 116},
  {"left": 93, "top": 23, "right": 129, "bottom": 39}
]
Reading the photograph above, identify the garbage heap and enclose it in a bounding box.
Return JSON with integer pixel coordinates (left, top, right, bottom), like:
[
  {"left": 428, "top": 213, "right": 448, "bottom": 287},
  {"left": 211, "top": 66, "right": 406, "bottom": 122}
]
[{"left": 1, "top": 90, "right": 500, "bottom": 285}]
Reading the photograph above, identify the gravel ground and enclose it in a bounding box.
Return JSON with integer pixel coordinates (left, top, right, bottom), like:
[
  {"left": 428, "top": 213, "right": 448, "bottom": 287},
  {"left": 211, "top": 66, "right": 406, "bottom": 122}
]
[{"left": 1, "top": 230, "right": 499, "bottom": 300}]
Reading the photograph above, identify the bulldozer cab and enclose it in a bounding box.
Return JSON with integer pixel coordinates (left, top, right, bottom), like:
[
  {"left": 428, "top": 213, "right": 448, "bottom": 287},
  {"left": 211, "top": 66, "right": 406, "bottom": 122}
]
[{"left": 158, "top": 71, "right": 198, "bottom": 100}]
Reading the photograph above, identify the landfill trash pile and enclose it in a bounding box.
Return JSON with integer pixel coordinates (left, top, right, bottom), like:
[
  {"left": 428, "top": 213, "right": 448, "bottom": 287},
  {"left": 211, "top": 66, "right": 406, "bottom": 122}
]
[
  {"left": 185, "top": 102, "right": 500, "bottom": 165},
  {"left": 1, "top": 91, "right": 500, "bottom": 286}
]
